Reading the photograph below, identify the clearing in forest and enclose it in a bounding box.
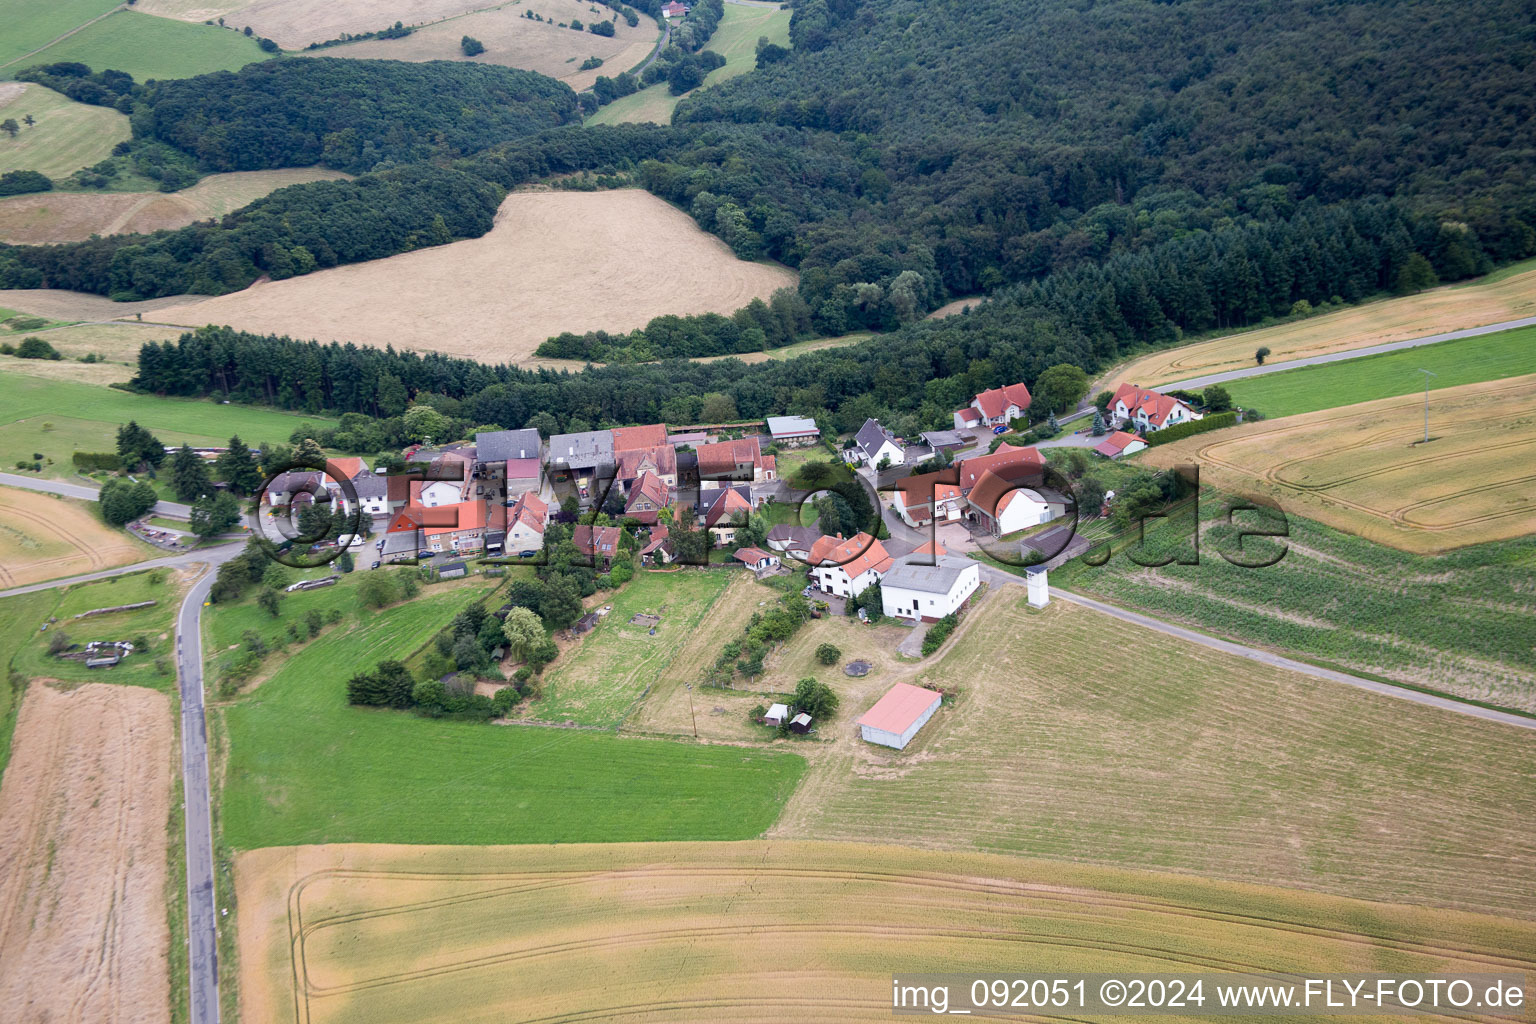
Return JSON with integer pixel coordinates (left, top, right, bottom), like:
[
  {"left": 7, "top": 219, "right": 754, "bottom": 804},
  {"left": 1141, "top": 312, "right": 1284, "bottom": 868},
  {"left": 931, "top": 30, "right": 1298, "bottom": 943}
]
[
  {"left": 0, "top": 167, "right": 348, "bottom": 245},
  {"left": 302, "top": 0, "right": 659, "bottom": 94},
  {"left": 0, "top": 681, "right": 173, "bottom": 1024},
  {"left": 234, "top": 840, "right": 1536, "bottom": 1024},
  {"left": 0, "top": 486, "right": 154, "bottom": 588},
  {"left": 151, "top": 190, "right": 797, "bottom": 363},
  {"left": 0, "top": 82, "right": 129, "bottom": 180},
  {"left": 1104, "top": 260, "right": 1536, "bottom": 391},
  {"left": 770, "top": 590, "right": 1536, "bottom": 919},
  {"left": 1143, "top": 374, "right": 1536, "bottom": 553}
]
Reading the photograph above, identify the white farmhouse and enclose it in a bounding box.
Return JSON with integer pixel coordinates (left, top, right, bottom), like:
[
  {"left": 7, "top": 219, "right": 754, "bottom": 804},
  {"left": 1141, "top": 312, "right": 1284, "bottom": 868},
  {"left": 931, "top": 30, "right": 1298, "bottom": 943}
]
[
  {"left": 880, "top": 551, "right": 980, "bottom": 622},
  {"left": 843, "top": 418, "right": 905, "bottom": 468}
]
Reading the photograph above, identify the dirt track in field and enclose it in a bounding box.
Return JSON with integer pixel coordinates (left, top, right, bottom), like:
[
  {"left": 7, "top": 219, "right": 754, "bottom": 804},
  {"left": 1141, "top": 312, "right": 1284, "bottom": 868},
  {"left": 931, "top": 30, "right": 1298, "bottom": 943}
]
[
  {"left": 0, "top": 486, "right": 150, "bottom": 588},
  {"left": 150, "top": 190, "right": 797, "bottom": 364},
  {"left": 0, "top": 168, "right": 348, "bottom": 245},
  {"left": 235, "top": 840, "right": 1536, "bottom": 1024},
  {"left": 0, "top": 681, "right": 173, "bottom": 1024}
]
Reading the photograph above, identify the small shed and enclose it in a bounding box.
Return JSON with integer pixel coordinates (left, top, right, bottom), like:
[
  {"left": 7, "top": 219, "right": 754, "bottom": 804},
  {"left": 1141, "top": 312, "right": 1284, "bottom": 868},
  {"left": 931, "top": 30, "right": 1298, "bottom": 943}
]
[
  {"left": 439, "top": 561, "right": 468, "bottom": 579},
  {"left": 857, "top": 682, "right": 942, "bottom": 750},
  {"left": 765, "top": 703, "right": 790, "bottom": 726},
  {"left": 789, "top": 712, "right": 812, "bottom": 734},
  {"left": 86, "top": 655, "right": 120, "bottom": 668}
]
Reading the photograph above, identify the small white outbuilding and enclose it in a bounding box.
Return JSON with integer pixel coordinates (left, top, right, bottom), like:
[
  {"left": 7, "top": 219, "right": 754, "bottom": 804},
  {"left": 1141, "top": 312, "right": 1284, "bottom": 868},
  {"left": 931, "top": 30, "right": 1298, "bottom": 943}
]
[{"left": 765, "top": 703, "right": 790, "bottom": 726}]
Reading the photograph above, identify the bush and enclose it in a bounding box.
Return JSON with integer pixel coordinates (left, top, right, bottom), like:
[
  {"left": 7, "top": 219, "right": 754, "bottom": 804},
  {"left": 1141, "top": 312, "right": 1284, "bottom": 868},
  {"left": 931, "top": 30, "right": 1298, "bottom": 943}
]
[
  {"left": 1144, "top": 410, "right": 1238, "bottom": 446},
  {"left": 814, "top": 642, "right": 841, "bottom": 666},
  {"left": 461, "top": 34, "right": 485, "bottom": 56},
  {"left": 14, "top": 336, "right": 61, "bottom": 360},
  {"left": 792, "top": 677, "right": 839, "bottom": 719},
  {"left": 920, "top": 613, "right": 959, "bottom": 656},
  {"left": 74, "top": 451, "right": 121, "bottom": 472},
  {"left": 590, "top": 19, "right": 614, "bottom": 36},
  {"left": 0, "top": 170, "right": 52, "bottom": 196}
]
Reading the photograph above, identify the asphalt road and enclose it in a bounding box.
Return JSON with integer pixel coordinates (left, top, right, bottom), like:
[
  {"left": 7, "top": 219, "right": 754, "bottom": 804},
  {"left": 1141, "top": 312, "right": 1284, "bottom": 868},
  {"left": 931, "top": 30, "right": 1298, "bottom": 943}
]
[
  {"left": 0, "top": 471, "right": 194, "bottom": 519},
  {"left": 176, "top": 552, "right": 241, "bottom": 1024},
  {"left": 0, "top": 541, "right": 242, "bottom": 599}
]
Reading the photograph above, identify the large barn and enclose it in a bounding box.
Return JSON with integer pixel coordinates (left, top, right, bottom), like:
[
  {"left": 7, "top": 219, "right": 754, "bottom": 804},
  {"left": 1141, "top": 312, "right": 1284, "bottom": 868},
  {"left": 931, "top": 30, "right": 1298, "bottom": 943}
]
[{"left": 857, "top": 682, "right": 943, "bottom": 750}]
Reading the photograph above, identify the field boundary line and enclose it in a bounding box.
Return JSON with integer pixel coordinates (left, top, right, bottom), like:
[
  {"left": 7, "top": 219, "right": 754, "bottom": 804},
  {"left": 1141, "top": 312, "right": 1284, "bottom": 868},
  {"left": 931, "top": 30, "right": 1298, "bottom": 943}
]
[{"left": 0, "top": 4, "right": 127, "bottom": 70}]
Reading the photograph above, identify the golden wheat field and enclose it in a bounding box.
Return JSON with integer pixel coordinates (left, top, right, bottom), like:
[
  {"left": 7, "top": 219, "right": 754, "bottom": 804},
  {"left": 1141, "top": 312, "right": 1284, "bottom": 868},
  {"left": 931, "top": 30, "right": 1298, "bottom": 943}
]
[
  {"left": 149, "top": 190, "right": 797, "bottom": 363},
  {"left": 1141, "top": 374, "right": 1536, "bottom": 552},
  {"left": 0, "top": 486, "right": 153, "bottom": 587},
  {"left": 235, "top": 840, "right": 1536, "bottom": 1024},
  {"left": 1105, "top": 265, "right": 1536, "bottom": 391}
]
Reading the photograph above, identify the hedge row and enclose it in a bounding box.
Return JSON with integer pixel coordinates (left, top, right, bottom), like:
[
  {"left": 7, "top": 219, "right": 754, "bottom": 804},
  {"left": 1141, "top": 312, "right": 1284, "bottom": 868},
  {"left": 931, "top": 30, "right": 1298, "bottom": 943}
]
[
  {"left": 73, "top": 451, "right": 122, "bottom": 471},
  {"left": 1145, "top": 411, "right": 1238, "bottom": 447}
]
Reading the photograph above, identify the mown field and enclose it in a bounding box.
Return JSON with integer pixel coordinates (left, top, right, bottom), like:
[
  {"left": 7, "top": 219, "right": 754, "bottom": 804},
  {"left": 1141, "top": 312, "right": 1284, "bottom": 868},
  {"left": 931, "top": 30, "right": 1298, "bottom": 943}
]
[
  {"left": 150, "top": 190, "right": 797, "bottom": 363},
  {"left": 534, "top": 567, "right": 732, "bottom": 727},
  {"left": 305, "top": 0, "right": 660, "bottom": 93},
  {"left": 1052, "top": 488, "right": 1536, "bottom": 711},
  {"left": 217, "top": 575, "right": 806, "bottom": 848},
  {"left": 1143, "top": 374, "right": 1536, "bottom": 553},
  {"left": 9, "top": 10, "right": 271, "bottom": 81},
  {"left": 1104, "top": 259, "right": 1536, "bottom": 391},
  {"left": 235, "top": 840, "right": 1536, "bottom": 1024},
  {"left": 0, "top": 322, "right": 181, "bottom": 366},
  {"left": 0, "top": 485, "right": 156, "bottom": 587},
  {"left": 770, "top": 592, "right": 1536, "bottom": 918},
  {"left": 137, "top": 0, "right": 498, "bottom": 51},
  {"left": 0, "top": 0, "right": 118, "bottom": 66},
  {"left": 0, "top": 167, "right": 348, "bottom": 245},
  {"left": 0, "top": 82, "right": 128, "bottom": 180},
  {"left": 587, "top": 2, "right": 791, "bottom": 126},
  {"left": 1223, "top": 323, "right": 1536, "bottom": 417},
  {"left": 0, "top": 371, "right": 337, "bottom": 481}
]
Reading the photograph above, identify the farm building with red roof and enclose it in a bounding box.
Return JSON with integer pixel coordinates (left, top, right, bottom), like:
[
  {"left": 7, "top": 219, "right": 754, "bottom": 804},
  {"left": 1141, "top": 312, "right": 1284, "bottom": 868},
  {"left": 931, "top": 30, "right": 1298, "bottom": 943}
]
[{"left": 858, "top": 682, "right": 943, "bottom": 750}]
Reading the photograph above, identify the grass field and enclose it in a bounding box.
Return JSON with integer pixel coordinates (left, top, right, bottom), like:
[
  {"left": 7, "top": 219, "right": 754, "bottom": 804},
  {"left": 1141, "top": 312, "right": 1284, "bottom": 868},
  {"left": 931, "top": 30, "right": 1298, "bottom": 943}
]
[
  {"left": 1, "top": 322, "right": 182, "bottom": 365},
  {"left": 304, "top": 0, "right": 660, "bottom": 93},
  {"left": 9, "top": 10, "right": 271, "bottom": 81},
  {"left": 0, "top": 372, "right": 337, "bottom": 482},
  {"left": 692, "top": 330, "right": 873, "bottom": 365},
  {"left": 588, "top": 2, "right": 791, "bottom": 125},
  {"left": 534, "top": 567, "right": 732, "bottom": 727},
  {"left": 0, "top": 485, "right": 157, "bottom": 587},
  {"left": 0, "top": 589, "right": 56, "bottom": 775},
  {"left": 0, "top": 82, "right": 129, "bottom": 180},
  {"left": 234, "top": 840, "right": 1536, "bottom": 1024},
  {"left": 1223, "top": 323, "right": 1536, "bottom": 418},
  {"left": 770, "top": 591, "right": 1536, "bottom": 918},
  {"left": 138, "top": 0, "right": 503, "bottom": 51},
  {"left": 1142, "top": 374, "right": 1536, "bottom": 553},
  {"left": 218, "top": 576, "right": 806, "bottom": 848},
  {"left": 152, "top": 190, "right": 797, "bottom": 363},
  {"left": 0, "top": 0, "right": 119, "bottom": 67},
  {"left": 1052, "top": 489, "right": 1536, "bottom": 711},
  {"left": 1104, "top": 261, "right": 1536, "bottom": 392},
  {"left": 0, "top": 167, "right": 347, "bottom": 245}
]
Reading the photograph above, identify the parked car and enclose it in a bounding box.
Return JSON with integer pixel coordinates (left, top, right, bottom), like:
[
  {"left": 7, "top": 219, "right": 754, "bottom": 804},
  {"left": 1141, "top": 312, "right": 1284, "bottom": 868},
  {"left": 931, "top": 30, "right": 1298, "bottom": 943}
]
[
  {"left": 992, "top": 424, "right": 1007, "bottom": 435},
  {"left": 371, "top": 560, "right": 381, "bottom": 570}
]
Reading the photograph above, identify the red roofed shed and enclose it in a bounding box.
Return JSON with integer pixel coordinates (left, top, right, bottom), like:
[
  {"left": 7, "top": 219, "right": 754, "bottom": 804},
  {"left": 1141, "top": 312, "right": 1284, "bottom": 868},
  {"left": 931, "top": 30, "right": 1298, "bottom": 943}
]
[{"left": 857, "top": 682, "right": 943, "bottom": 750}]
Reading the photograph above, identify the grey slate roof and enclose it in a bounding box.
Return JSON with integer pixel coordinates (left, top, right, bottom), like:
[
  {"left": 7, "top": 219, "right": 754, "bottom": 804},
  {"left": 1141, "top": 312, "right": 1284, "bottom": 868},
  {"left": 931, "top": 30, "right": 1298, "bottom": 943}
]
[
  {"left": 853, "top": 418, "right": 897, "bottom": 459},
  {"left": 350, "top": 469, "right": 388, "bottom": 499},
  {"left": 921, "top": 430, "right": 967, "bottom": 449},
  {"left": 879, "top": 554, "right": 975, "bottom": 595},
  {"left": 548, "top": 430, "right": 613, "bottom": 470},
  {"left": 476, "top": 428, "right": 543, "bottom": 462}
]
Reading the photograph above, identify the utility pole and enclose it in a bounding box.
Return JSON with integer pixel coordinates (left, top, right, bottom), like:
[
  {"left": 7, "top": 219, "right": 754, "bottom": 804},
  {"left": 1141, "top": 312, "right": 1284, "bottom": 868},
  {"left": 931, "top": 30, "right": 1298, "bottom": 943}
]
[{"left": 1417, "top": 369, "right": 1437, "bottom": 443}]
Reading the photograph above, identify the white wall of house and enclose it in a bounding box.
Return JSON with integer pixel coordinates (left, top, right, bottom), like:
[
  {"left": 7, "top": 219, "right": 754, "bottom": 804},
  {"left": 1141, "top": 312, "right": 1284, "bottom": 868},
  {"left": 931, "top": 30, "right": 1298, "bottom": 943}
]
[
  {"left": 881, "top": 566, "right": 979, "bottom": 621},
  {"left": 994, "top": 489, "right": 1060, "bottom": 534},
  {"left": 505, "top": 522, "right": 544, "bottom": 556},
  {"left": 420, "top": 481, "right": 463, "bottom": 507},
  {"left": 814, "top": 564, "right": 882, "bottom": 598},
  {"left": 869, "top": 439, "right": 905, "bottom": 467}
]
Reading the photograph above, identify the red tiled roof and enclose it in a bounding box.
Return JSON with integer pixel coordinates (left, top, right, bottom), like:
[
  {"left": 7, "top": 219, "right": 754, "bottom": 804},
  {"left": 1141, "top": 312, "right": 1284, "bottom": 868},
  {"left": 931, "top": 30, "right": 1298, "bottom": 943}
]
[
  {"left": 617, "top": 444, "right": 677, "bottom": 481},
  {"left": 966, "top": 465, "right": 1047, "bottom": 518},
  {"left": 386, "top": 505, "right": 462, "bottom": 534},
  {"left": 505, "top": 457, "right": 542, "bottom": 480},
  {"left": 954, "top": 406, "right": 982, "bottom": 425},
  {"left": 972, "top": 382, "right": 1032, "bottom": 420},
  {"left": 956, "top": 444, "right": 1043, "bottom": 492},
  {"left": 817, "top": 532, "right": 892, "bottom": 577},
  {"left": 703, "top": 487, "right": 753, "bottom": 526},
  {"left": 733, "top": 546, "right": 774, "bottom": 564},
  {"left": 696, "top": 438, "right": 762, "bottom": 481},
  {"left": 1112, "top": 383, "right": 1188, "bottom": 427},
  {"left": 509, "top": 491, "right": 547, "bottom": 533},
  {"left": 611, "top": 424, "right": 668, "bottom": 452},
  {"left": 423, "top": 500, "right": 486, "bottom": 536},
  {"left": 573, "top": 524, "right": 622, "bottom": 556},
  {"left": 639, "top": 526, "right": 670, "bottom": 555},
  {"left": 325, "top": 456, "right": 363, "bottom": 480},
  {"left": 857, "top": 682, "right": 941, "bottom": 734},
  {"left": 626, "top": 471, "right": 671, "bottom": 511}
]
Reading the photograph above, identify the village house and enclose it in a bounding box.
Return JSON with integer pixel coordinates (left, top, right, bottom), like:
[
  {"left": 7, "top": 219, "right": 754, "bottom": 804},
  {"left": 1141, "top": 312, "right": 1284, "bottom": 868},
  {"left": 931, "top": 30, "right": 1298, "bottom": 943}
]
[
  {"left": 808, "top": 532, "right": 893, "bottom": 598},
  {"left": 889, "top": 443, "right": 1048, "bottom": 530},
  {"left": 475, "top": 428, "right": 545, "bottom": 502},
  {"left": 1110, "top": 383, "right": 1201, "bottom": 432},
  {"left": 953, "top": 382, "right": 1032, "bottom": 430},
  {"left": 700, "top": 486, "right": 754, "bottom": 545},
  {"left": 661, "top": 0, "right": 689, "bottom": 18},
  {"left": 880, "top": 544, "right": 980, "bottom": 622},
  {"left": 572, "top": 523, "right": 623, "bottom": 568},
  {"left": 1093, "top": 429, "right": 1148, "bottom": 459},
  {"left": 264, "top": 469, "right": 324, "bottom": 506},
  {"left": 503, "top": 490, "right": 548, "bottom": 557},
  {"left": 422, "top": 500, "right": 487, "bottom": 554},
  {"left": 842, "top": 418, "right": 905, "bottom": 468},
  {"left": 965, "top": 468, "right": 1066, "bottom": 536},
  {"left": 696, "top": 437, "right": 776, "bottom": 490},
  {"left": 321, "top": 458, "right": 391, "bottom": 519},
  {"left": 548, "top": 430, "right": 615, "bottom": 504},
  {"left": 733, "top": 546, "right": 781, "bottom": 572},
  {"left": 766, "top": 415, "right": 821, "bottom": 447},
  {"left": 765, "top": 524, "right": 821, "bottom": 561},
  {"left": 624, "top": 471, "right": 673, "bottom": 524},
  {"left": 617, "top": 444, "right": 679, "bottom": 493},
  {"left": 639, "top": 525, "right": 675, "bottom": 565},
  {"left": 611, "top": 423, "right": 670, "bottom": 453}
]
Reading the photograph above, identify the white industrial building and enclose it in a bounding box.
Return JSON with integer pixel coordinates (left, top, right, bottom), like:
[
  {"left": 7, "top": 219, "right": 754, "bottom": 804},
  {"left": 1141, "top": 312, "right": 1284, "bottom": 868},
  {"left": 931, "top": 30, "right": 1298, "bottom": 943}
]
[
  {"left": 857, "top": 682, "right": 943, "bottom": 750},
  {"left": 879, "top": 553, "right": 980, "bottom": 622}
]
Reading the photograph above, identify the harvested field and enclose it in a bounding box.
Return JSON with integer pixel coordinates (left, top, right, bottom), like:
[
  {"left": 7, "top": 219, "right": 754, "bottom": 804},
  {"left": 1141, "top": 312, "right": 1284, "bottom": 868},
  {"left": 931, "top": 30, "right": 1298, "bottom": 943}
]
[
  {"left": 0, "top": 681, "right": 173, "bottom": 1024},
  {"left": 0, "top": 167, "right": 348, "bottom": 245},
  {"left": 0, "top": 287, "right": 207, "bottom": 323},
  {"left": 0, "top": 82, "right": 129, "bottom": 181},
  {"left": 1141, "top": 374, "right": 1536, "bottom": 553},
  {"left": 927, "top": 294, "right": 982, "bottom": 318},
  {"left": 0, "top": 322, "right": 182, "bottom": 366},
  {"left": 1104, "top": 263, "right": 1536, "bottom": 392},
  {"left": 235, "top": 840, "right": 1536, "bottom": 1024},
  {"left": 0, "top": 486, "right": 152, "bottom": 588},
  {"left": 151, "top": 190, "right": 796, "bottom": 363},
  {"left": 140, "top": 0, "right": 517, "bottom": 50},
  {"left": 302, "top": 0, "right": 659, "bottom": 93},
  {"left": 771, "top": 591, "right": 1536, "bottom": 918}
]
